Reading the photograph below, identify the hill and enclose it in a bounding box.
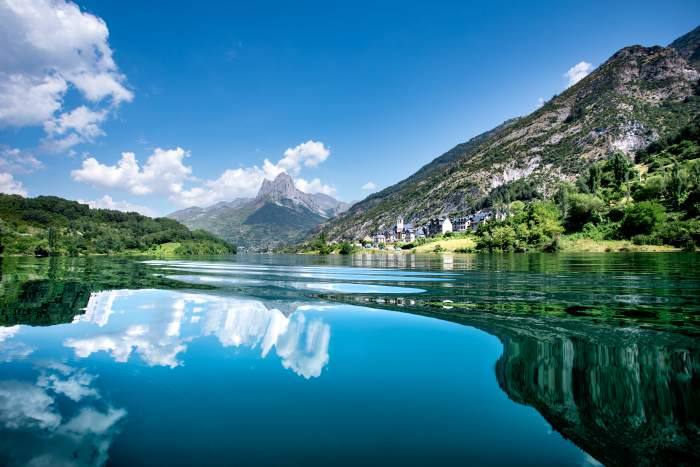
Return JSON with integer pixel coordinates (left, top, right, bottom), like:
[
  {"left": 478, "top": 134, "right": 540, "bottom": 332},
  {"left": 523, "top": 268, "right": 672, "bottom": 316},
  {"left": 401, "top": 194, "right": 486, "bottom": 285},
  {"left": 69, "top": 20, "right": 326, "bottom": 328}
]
[
  {"left": 0, "top": 194, "right": 235, "bottom": 256},
  {"left": 319, "top": 26, "right": 700, "bottom": 240},
  {"left": 169, "top": 172, "right": 349, "bottom": 251}
]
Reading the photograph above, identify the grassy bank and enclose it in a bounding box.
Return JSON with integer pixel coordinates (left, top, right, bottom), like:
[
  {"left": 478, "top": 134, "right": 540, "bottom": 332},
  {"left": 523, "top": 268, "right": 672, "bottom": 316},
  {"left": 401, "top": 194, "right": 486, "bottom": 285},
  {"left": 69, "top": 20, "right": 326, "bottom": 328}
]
[{"left": 558, "top": 237, "right": 680, "bottom": 252}]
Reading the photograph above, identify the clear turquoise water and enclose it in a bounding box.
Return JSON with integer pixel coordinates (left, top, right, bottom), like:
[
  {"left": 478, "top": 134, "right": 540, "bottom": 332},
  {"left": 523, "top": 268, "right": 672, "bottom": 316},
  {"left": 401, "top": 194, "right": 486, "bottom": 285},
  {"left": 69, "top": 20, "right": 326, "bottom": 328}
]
[{"left": 0, "top": 254, "right": 698, "bottom": 466}]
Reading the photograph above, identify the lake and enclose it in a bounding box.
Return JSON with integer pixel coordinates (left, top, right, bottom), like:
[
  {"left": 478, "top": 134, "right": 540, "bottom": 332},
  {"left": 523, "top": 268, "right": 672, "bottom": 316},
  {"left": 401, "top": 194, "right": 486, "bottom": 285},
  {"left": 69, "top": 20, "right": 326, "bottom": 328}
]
[{"left": 0, "top": 253, "right": 698, "bottom": 466}]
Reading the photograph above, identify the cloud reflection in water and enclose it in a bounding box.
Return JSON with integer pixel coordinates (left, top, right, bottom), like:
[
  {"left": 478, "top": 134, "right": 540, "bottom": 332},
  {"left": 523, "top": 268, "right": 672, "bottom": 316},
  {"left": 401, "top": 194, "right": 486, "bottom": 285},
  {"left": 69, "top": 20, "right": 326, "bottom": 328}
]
[{"left": 65, "top": 291, "right": 331, "bottom": 379}]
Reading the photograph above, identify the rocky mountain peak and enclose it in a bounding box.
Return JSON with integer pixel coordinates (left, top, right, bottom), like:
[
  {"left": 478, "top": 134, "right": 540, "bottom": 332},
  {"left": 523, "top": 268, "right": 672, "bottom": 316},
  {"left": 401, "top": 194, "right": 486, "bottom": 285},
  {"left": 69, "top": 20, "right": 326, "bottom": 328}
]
[{"left": 257, "top": 172, "right": 298, "bottom": 200}]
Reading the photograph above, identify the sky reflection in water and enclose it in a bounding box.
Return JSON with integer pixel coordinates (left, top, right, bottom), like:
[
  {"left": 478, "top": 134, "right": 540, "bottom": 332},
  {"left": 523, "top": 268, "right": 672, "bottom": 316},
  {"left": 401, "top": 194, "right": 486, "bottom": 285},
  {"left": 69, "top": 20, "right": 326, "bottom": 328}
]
[{"left": 1, "top": 254, "right": 699, "bottom": 466}]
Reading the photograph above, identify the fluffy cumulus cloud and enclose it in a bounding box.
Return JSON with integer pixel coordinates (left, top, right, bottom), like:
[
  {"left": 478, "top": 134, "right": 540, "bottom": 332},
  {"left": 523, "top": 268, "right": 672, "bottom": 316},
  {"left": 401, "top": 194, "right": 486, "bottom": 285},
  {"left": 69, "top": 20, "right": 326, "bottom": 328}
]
[
  {"left": 565, "top": 61, "right": 593, "bottom": 87},
  {"left": 0, "top": 0, "right": 132, "bottom": 150},
  {"left": 43, "top": 105, "right": 107, "bottom": 152},
  {"left": 80, "top": 195, "right": 157, "bottom": 217},
  {"left": 0, "top": 362, "right": 127, "bottom": 467},
  {"left": 37, "top": 368, "right": 99, "bottom": 402},
  {"left": 72, "top": 147, "right": 191, "bottom": 196},
  {"left": 0, "top": 381, "right": 61, "bottom": 430},
  {"left": 361, "top": 181, "right": 378, "bottom": 191},
  {"left": 0, "top": 172, "right": 27, "bottom": 196},
  {"left": 276, "top": 140, "right": 330, "bottom": 175},
  {"left": 295, "top": 177, "right": 336, "bottom": 196},
  {"left": 74, "top": 141, "right": 337, "bottom": 207}
]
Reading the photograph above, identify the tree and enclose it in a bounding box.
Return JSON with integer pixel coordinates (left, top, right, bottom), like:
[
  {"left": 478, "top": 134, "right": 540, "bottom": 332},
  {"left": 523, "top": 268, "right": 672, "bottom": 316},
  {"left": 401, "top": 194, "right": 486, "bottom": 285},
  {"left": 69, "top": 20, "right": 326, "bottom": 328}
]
[
  {"left": 47, "top": 227, "right": 57, "bottom": 256},
  {"left": 339, "top": 241, "right": 354, "bottom": 255},
  {"left": 565, "top": 193, "right": 604, "bottom": 231},
  {"left": 620, "top": 201, "right": 666, "bottom": 237},
  {"left": 526, "top": 201, "right": 563, "bottom": 246},
  {"left": 666, "top": 163, "right": 688, "bottom": 209},
  {"left": 608, "top": 151, "right": 632, "bottom": 186},
  {"left": 587, "top": 164, "right": 602, "bottom": 194}
]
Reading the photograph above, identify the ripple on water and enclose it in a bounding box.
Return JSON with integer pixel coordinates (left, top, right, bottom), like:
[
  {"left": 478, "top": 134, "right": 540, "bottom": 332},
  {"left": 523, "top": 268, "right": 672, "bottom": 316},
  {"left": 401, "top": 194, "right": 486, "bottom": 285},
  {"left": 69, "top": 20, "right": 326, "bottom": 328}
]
[{"left": 296, "top": 282, "right": 426, "bottom": 294}]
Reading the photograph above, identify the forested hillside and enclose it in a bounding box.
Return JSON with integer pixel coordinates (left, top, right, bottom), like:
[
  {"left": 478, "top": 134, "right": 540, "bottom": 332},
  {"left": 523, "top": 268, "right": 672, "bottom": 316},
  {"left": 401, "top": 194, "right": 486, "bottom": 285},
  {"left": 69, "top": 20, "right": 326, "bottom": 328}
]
[{"left": 0, "top": 194, "right": 235, "bottom": 256}]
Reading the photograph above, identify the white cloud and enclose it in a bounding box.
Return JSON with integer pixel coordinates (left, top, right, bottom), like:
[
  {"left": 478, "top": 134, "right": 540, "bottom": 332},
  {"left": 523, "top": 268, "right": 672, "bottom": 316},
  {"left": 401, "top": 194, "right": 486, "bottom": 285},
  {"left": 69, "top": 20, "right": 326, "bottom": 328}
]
[
  {"left": 276, "top": 140, "right": 330, "bottom": 175},
  {"left": 64, "top": 290, "right": 331, "bottom": 378},
  {"left": 0, "top": 146, "right": 43, "bottom": 173},
  {"left": 0, "top": 325, "right": 34, "bottom": 362},
  {"left": 295, "top": 177, "right": 336, "bottom": 196},
  {"left": 37, "top": 369, "right": 98, "bottom": 402},
  {"left": 361, "top": 181, "right": 378, "bottom": 191},
  {"left": 0, "top": 172, "right": 27, "bottom": 196},
  {"left": 74, "top": 141, "right": 336, "bottom": 208},
  {"left": 0, "top": 381, "right": 61, "bottom": 430},
  {"left": 564, "top": 61, "right": 593, "bottom": 87},
  {"left": 43, "top": 105, "right": 107, "bottom": 152},
  {"left": 0, "top": 326, "right": 20, "bottom": 343},
  {"left": 177, "top": 166, "right": 266, "bottom": 207},
  {"left": 61, "top": 407, "right": 126, "bottom": 436},
  {"left": 0, "top": 0, "right": 132, "bottom": 150},
  {"left": 537, "top": 97, "right": 545, "bottom": 108},
  {"left": 71, "top": 147, "right": 191, "bottom": 196},
  {"left": 0, "top": 74, "right": 67, "bottom": 126},
  {"left": 80, "top": 195, "right": 157, "bottom": 217}
]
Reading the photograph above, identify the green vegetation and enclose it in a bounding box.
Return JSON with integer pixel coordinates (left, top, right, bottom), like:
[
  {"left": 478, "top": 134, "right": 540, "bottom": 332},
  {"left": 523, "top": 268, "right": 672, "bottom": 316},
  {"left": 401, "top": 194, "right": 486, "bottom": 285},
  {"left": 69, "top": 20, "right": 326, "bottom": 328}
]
[
  {"left": 0, "top": 194, "right": 236, "bottom": 256},
  {"left": 445, "top": 119, "right": 700, "bottom": 253},
  {"left": 316, "top": 31, "right": 700, "bottom": 241},
  {"left": 0, "top": 257, "right": 218, "bottom": 326},
  {"left": 476, "top": 201, "right": 563, "bottom": 252}
]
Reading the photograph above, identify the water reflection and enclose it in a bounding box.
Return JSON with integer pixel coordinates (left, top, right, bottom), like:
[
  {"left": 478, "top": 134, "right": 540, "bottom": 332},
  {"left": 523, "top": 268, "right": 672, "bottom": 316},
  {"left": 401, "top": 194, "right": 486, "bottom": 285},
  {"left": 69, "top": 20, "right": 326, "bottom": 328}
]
[
  {"left": 0, "top": 362, "right": 126, "bottom": 467},
  {"left": 66, "top": 290, "right": 331, "bottom": 378},
  {"left": 1, "top": 255, "right": 699, "bottom": 466},
  {"left": 488, "top": 319, "right": 700, "bottom": 466}
]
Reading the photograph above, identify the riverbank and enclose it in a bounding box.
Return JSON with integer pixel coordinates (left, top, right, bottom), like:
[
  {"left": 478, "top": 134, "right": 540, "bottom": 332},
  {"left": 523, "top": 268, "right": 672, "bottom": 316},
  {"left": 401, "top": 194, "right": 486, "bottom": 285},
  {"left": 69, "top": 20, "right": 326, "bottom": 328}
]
[{"left": 299, "top": 234, "right": 682, "bottom": 255}]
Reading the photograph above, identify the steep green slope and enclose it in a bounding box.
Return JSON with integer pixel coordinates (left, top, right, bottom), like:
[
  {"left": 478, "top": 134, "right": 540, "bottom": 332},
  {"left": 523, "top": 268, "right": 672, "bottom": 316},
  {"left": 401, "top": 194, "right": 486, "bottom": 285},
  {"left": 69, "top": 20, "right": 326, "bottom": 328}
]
[
  {"left": 320, "top": 27, "right": 700, "bottom": 240},
  {"left": 0, "top": 194, "right": 235, "bottom": 256}
]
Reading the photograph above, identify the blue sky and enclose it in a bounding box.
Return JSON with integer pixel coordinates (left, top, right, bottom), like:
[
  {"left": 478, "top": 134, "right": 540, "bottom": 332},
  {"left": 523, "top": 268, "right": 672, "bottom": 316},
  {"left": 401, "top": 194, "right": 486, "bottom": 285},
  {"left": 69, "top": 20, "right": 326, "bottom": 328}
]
[{"left": 1, "top": 0, "right": 698, "bottom": 215}]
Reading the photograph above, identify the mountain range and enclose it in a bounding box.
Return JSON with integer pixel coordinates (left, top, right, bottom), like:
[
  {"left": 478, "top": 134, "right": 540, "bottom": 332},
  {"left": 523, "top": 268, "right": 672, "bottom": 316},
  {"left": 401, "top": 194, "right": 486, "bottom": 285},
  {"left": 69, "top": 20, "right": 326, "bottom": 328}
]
[
  {"left": 169, "top": 172, "right": 349, "bottom": 250},
  {"left": 318, "top": 26, "right": 700, "bottom": 240}
]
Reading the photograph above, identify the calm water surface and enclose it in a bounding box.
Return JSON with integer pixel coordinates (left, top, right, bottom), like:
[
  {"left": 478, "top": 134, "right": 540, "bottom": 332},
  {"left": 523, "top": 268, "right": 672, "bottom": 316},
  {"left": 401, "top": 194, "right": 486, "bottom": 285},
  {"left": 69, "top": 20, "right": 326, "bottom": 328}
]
[{"left": 0, "top": 253, "right": 698, "bottom": 466}]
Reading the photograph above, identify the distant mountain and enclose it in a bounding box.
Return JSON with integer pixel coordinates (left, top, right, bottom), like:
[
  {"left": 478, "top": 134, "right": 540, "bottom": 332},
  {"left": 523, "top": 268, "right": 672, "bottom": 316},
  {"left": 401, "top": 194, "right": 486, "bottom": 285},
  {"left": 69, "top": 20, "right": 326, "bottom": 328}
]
[
  {"left": 319, "top": 25, "right": 700, "bottom": 240},
  {"left": 169, "top": 172, "right": 350, "bottom": 250}
]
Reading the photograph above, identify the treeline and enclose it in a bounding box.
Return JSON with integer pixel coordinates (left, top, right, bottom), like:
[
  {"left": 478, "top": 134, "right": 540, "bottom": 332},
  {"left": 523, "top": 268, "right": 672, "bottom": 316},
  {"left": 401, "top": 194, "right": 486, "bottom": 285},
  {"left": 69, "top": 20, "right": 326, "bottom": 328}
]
[
  {"left": 0, "top": 194, "right": 236, "bottom": 256},
  {"left": 476, "top": 118, "right": 700, "bottom": 251}
]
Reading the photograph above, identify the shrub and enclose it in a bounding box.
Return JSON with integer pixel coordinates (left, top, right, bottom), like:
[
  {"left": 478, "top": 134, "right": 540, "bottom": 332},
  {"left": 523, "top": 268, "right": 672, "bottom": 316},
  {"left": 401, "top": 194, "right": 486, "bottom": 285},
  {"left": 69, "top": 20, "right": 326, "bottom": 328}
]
[
  {"left": 339, "top": 242, "right": 354, "bottom": 255},
  {"left": 632, "top": 175, "right": 665, "bottom": 201},
  {"left": 631, "top": 234, "right": 657, "bottom": 245},
  {"left": 566, "top": 193, "right": 604, "bottom": 231},
  {"left": 655, "top": 220, "right": 700, "bottom": 248},
  {"left": 620, "top": 202, "right": 666, "bottom": 238}
]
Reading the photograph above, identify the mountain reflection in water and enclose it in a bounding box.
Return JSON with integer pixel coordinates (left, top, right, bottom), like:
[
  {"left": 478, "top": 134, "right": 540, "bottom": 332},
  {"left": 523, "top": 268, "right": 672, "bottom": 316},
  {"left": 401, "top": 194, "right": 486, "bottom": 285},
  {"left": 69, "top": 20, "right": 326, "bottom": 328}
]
[
  {"left": 0, "top": 254, "right": 699, "bottom": 466},
  {"left": 492, "top": 320, "right": 700, "bottom": 466}
]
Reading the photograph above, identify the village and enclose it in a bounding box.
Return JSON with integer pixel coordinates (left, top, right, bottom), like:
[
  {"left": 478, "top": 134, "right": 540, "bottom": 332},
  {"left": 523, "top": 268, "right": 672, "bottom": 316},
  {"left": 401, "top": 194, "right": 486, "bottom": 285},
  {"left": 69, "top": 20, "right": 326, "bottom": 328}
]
[{"left": 359, "top": 208, "right": 508, "bottom": 248}]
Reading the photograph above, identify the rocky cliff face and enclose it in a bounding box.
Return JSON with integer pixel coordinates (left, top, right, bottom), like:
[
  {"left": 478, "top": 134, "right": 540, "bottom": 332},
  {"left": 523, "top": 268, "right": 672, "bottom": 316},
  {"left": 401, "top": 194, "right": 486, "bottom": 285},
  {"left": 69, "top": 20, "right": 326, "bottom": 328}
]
[{"left": 320, "top": 26, "right": 700, "bottom": 240}]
